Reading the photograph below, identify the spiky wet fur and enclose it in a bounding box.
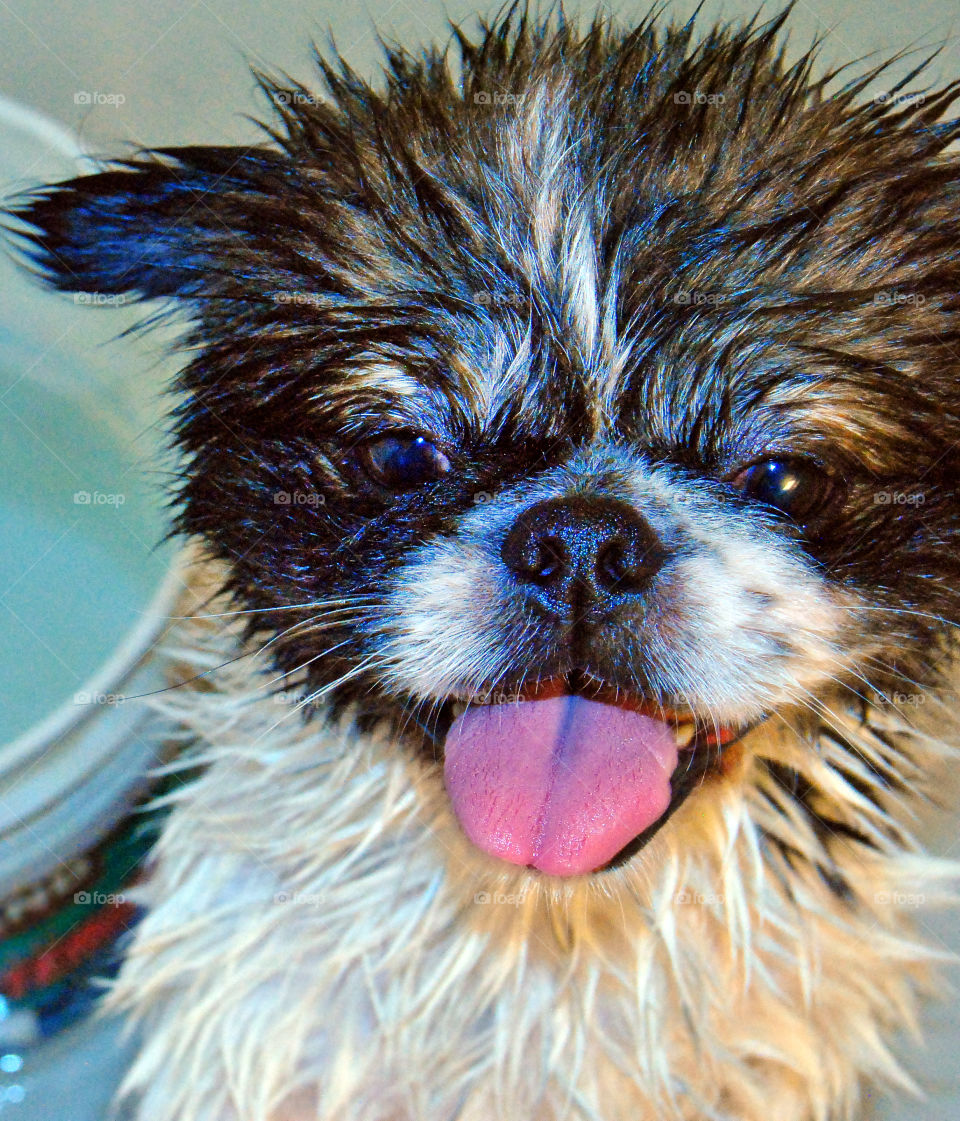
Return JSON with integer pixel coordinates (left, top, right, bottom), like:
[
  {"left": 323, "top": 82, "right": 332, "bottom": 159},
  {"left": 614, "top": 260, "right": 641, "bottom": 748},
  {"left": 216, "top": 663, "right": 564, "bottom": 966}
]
[{"left": 7, "top": 4, "right": 960, "bottom": 1119}]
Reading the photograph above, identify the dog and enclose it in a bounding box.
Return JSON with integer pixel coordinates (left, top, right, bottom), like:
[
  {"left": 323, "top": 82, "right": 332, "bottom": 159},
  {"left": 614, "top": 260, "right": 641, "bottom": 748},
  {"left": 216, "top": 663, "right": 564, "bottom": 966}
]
[{"left": 7, "top": 5, "right": 960, "bottom": 1119}]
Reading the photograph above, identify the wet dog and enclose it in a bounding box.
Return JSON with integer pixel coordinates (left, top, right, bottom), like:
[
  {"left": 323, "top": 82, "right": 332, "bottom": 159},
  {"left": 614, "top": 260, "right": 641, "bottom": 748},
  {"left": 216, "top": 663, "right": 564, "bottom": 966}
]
[{"left": 8, "top": 6, "right": 960, "bottom": 1119}]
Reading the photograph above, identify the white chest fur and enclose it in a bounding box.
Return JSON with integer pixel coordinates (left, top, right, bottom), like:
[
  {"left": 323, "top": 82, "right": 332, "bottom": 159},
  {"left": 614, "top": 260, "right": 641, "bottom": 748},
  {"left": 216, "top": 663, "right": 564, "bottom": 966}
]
[{"left": 109, "top": 602, "right": 960, "bottom": 1121}]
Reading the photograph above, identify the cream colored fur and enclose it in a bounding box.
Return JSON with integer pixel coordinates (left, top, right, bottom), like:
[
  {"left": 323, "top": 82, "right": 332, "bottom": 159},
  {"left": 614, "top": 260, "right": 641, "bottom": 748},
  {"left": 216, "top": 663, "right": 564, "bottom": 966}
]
[{"left": 109, "top": 562, "right": 960, "bottom": 1121}]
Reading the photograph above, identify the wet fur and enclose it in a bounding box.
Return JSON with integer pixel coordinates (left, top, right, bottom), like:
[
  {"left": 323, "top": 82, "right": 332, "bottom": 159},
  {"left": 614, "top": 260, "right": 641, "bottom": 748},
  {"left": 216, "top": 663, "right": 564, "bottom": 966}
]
[
  {"left": 6, "top": 5, "right": 960, "bottom": 1119},
  {"left": 109, "top": 586, "right": 959, "bottom": 1121}
]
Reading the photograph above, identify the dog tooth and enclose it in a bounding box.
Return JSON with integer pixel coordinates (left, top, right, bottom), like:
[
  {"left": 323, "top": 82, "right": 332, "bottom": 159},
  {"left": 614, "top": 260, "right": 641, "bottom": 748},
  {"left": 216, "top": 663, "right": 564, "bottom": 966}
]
[
  {"left": 451, "top": 701, "right": 466, "bottom": 719},
  {"left": 673, "top": 722, "right": 696, "bottom": 748}
]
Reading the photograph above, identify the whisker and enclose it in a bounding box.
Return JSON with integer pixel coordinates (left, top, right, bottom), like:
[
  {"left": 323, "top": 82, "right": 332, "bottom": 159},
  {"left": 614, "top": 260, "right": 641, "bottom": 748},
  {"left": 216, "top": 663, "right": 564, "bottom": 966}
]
[{"left": 171, "top": 594, "right": 382, "bottom": 621}]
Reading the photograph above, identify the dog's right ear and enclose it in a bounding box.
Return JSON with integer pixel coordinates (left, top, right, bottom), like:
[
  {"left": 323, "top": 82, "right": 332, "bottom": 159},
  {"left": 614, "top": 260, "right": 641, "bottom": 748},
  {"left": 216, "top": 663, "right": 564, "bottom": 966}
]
[{"left": 4, "top": 146, "right": 290, "bottom": 302}]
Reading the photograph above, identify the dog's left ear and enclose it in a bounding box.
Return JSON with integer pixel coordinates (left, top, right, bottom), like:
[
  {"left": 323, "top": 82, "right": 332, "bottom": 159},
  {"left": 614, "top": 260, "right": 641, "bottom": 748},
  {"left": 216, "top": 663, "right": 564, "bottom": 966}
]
[{"left": 4, "top": 146, "right": 290, "bottom": 302}]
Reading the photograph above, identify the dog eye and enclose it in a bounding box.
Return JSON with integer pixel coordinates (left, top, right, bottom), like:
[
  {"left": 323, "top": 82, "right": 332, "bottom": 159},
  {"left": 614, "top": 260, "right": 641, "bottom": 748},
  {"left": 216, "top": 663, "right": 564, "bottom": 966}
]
[
  {"left": 733, "top": 458, "right": 837, "bottom": 521},
  {"left": 360, "top": 433, "right": 451, "bottom": 490}
]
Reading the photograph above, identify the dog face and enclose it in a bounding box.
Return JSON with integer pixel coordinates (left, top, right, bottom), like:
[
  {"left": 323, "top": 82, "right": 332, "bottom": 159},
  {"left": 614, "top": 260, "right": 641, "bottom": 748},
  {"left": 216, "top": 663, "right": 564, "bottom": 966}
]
[{"left": 10, "top": 9, "right": 960, "bottom": 875}]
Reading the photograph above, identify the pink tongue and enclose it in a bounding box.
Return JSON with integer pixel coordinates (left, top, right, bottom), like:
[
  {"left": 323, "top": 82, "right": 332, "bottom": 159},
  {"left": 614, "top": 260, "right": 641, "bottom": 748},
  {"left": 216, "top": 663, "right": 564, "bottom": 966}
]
[{"left": 443, "top": 695, "right": 679, "bottom": 877}]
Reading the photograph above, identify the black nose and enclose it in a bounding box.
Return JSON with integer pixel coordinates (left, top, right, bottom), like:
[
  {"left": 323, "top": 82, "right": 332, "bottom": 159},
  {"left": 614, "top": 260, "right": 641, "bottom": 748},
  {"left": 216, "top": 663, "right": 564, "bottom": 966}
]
[{"left": 500, "top": 496, "right": 665, "bottom": 618}]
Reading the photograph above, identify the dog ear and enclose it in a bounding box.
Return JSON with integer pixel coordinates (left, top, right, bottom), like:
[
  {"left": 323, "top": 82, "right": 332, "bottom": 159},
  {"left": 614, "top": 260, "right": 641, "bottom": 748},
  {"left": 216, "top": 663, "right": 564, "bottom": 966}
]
[{"left": 4, "top": 146, "right": 291, "bottom": 301}]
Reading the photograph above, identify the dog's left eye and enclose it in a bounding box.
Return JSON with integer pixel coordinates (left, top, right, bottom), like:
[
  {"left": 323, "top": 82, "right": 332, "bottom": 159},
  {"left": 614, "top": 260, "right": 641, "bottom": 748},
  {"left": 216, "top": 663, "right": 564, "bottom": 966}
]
[
  {"left": 733, "top": 457, "right": 837, "bottom": 521},
  {"left": 360, "top": 433, "right": 451, "bottom": 490}
]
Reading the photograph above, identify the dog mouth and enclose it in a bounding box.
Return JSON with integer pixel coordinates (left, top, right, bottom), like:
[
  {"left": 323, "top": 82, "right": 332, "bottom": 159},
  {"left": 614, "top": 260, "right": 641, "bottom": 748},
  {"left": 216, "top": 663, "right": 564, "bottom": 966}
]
[{"left": 439, "top": 675, "right": 743, "bottom": 877}]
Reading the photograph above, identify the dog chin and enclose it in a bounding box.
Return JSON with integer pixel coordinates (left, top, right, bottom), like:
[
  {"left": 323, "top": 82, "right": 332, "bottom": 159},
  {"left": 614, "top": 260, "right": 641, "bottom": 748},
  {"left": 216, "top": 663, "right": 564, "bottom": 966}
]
[{"left": 421, "top": 675, "right": 745, "bottom": 878}]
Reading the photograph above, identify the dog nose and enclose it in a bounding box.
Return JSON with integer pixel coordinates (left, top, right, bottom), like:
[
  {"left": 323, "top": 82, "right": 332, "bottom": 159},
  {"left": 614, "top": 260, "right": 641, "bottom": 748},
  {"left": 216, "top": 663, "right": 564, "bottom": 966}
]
[{"left": 500, "top": 496, "right": 665, "bottom": 617}]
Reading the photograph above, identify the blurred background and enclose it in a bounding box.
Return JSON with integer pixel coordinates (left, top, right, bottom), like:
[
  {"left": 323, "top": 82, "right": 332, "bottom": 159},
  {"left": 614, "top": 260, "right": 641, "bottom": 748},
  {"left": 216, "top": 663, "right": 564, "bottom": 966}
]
[
  {"left": 0, "top": 1, "right": 958, "bottom": 1118},
  {"left": 0, "top": 0, "right": 956, "bottom": 152}
]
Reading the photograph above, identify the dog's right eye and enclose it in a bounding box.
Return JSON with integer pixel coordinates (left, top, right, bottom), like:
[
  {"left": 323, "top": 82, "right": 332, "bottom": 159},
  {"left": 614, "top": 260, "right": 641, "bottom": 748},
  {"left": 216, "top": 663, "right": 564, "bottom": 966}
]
[
  {"left": 732, "top": 457, "right": 839, "bottom": 522},
  {"left": 359, "top": 433, "right": 451, "bottom": 490}
]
